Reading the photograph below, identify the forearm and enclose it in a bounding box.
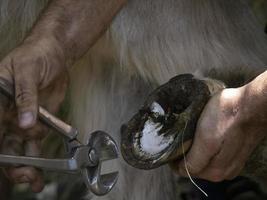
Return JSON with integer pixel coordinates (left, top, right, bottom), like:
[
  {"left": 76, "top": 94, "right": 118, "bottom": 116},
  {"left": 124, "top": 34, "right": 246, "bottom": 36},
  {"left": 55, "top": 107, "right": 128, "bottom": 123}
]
[{"left": 24, "top": 0, "right": 126, "bottom": 64}]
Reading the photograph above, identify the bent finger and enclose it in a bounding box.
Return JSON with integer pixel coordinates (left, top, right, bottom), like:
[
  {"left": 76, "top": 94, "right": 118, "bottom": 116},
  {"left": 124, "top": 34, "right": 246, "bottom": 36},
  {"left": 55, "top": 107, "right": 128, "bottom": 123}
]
[
  {"left": 7, "top": 167, "right": 44, "bottom": 192},
  {"left": 198, "top": 129, "right": 244, "bottom": 179},
  {"left": 178, "top": 129, "right": 222, "bottom": 176},
  {"left": 195, "top": 138, "right": 246, "bottom": 182},
  {"left": 13, "top": 65, "right": 38, "bottom": 129},
  {"left": 224, "top": 140, "right": 256, "bottom": 180},
  {"left": 0, "top": 134, "right": 24, "bottom": 155},
  {"left": 7, "top": 139, "right": 44, "bottom": 192}
]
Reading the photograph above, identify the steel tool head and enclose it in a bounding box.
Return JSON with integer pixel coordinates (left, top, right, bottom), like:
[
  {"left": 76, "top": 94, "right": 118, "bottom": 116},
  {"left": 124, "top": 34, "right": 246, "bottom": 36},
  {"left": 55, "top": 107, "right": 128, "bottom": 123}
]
[
  {"left": 82, "top": 131, "right": 119, "bottom": 196},
  {"left": 0, "top": 77, "right": 119, "bottom": 196}
]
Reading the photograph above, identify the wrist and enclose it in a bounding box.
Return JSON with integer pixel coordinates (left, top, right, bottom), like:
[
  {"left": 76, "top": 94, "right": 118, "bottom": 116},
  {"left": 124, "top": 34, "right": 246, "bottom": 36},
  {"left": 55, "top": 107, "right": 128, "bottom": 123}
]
[
  {"left": 237, "top": 72, "right": 267, "bottom": 128},
  {"left": 22, "top": 0, "right": 126, "bottom": 64}
]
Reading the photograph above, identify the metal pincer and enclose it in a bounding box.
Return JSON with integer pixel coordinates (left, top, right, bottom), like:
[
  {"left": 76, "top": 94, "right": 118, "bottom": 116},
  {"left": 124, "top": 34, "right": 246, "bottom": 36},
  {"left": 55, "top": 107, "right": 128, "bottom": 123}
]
[{"left": 0, "top": 78, "right": 119, "bottom": 196}]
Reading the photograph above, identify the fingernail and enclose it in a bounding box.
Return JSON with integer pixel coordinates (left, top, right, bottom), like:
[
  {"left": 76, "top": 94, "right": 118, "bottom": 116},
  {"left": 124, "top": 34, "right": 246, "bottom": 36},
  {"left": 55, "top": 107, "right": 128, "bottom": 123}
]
[{"left": 19, "top": 112, "right": 34, "bottom": 128}]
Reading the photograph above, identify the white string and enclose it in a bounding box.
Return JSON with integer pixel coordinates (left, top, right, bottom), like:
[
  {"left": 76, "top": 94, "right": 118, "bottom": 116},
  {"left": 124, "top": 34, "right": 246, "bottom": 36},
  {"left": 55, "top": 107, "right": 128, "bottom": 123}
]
[{"left": 181, "top": 122, "right": 208, "bottom": 197}]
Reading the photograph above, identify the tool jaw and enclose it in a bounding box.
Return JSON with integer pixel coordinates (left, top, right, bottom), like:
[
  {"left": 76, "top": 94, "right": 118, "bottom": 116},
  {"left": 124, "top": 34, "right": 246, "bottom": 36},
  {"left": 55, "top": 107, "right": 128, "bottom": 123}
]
[
  {"left": 0, "top": 77, "right": 120, "bottom": 196},
  {"left": 82, "top": 131, "right": 119, "bottom": 196}
]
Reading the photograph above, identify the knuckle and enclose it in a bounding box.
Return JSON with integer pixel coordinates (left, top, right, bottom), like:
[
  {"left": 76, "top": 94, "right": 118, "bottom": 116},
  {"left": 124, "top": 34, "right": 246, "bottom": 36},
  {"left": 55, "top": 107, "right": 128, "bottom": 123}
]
[
  {"left": 186, "top": 163, "right": 201, "bottom": 175},
  {"left": 202, "top": 139, "right": 217, "bottom": 152},
  {"left": 24, "top": 167, "right": 38, "bottom": 177},
  {"left": 25, "top": 127, "right": 46, "bottom": 140},
  {"left": 16, "top": 87, "right": 37, "bottom": 109},
  {"left": 206, "top": 168, "right": 226, "bottom": 182},
  {"left": 202, "top": 135, "right": 223, "bottom": 153}
]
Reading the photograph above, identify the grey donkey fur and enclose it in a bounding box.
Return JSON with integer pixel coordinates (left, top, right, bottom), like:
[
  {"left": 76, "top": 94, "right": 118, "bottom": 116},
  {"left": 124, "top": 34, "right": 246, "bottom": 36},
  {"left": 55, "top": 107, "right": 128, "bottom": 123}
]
[{"left": 0, "top": 0, "right": 267, "bottom": 199}]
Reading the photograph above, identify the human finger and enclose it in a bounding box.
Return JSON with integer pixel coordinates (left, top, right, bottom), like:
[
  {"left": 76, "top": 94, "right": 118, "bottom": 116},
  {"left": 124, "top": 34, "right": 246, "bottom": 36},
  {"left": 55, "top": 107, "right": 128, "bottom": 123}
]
[
  {"left": 13, "top": 63, "right": 39, "bottom": 129},
  {"left": 7, "top": 166, "right": 44, "bottom": 192}
]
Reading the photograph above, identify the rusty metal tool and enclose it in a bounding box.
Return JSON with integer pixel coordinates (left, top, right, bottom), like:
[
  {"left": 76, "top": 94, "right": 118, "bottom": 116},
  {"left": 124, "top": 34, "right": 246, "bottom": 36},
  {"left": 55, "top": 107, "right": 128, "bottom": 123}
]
[{"left": 0, "top": 78, "right": 119, "bottom": 196}]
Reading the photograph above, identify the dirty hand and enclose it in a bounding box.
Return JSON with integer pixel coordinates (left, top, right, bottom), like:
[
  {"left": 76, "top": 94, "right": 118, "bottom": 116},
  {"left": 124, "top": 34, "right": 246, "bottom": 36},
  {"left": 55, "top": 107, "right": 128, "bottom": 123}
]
[
  {"left": 177, "top": 74, "right": 267, "bottom": 181},
  {"left": 0, "top": 38, "right": 68, "bottom": 192}
]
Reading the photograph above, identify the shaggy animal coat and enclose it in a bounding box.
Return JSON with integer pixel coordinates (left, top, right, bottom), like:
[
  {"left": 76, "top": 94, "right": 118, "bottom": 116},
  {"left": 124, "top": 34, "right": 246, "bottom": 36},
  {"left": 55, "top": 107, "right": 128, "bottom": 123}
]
[{"left": 0, "top": 0, "right": 267, "bottom": 199}]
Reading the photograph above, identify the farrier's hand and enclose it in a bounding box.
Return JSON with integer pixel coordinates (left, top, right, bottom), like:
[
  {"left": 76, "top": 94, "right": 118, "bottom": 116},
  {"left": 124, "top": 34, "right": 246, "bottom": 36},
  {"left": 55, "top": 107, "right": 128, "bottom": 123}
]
[
  {"left": 0, "top": 38, "right": 68, "bottom": 192},
  {"left": 0, "top": 38, "right": 66, "bottom": 128},
  {"left": 0, "top": 0, "right": 126, "bottom": 193},
  {"left": 176, "top": 77, "right": 267, "bottom": 181}
]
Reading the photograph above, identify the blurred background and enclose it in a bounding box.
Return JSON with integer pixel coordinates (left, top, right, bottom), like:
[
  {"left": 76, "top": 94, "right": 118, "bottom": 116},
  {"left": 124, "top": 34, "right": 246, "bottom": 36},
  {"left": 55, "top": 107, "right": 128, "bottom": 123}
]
[{"left": 251, "top": 0, "right": 267, "bottom": 32}]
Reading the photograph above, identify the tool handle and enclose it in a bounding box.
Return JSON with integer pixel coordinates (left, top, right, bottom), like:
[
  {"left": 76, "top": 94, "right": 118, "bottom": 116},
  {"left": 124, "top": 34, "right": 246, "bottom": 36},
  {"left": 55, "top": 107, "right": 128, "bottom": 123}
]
[
  {"left": 38, "top": 107, "right": 78, "bottom": 140},
  {"left": 0, "top": 154, "right": 78, "bottom": 171},
  {"left": 0, "top": 78, "right": 78, "bottom": 140}
]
